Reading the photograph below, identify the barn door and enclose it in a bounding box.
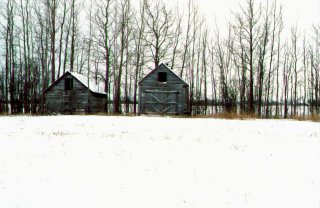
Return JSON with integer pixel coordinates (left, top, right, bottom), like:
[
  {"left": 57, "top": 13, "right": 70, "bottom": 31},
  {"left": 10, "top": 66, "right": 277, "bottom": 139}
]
[
  {"left": 62, "top": 92, "right": 72, "bottom": 112},
  {"left": 62, "top": 91, "right": 76, "bottom": 113},
  {"left": 145, "top": 90, "right": 178, "bottom": 114}
]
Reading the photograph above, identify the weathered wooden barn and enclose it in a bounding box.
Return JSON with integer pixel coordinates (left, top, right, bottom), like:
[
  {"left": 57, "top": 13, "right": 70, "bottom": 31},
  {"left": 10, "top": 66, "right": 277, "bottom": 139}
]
[
  {"left": 139, "top": 63, "right": 189, "bottom": 115},
  {"left": 44, "top": 71, "right": 106, "bottom": 114}
]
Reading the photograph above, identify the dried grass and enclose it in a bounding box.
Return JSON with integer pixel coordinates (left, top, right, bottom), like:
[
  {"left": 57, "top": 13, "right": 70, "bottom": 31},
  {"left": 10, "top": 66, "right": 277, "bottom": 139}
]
[
  {"left": 291, "top": 114, "right": 320, "bottom": 122},
  {"left": 182, "top": 112, "right": 320, "bottom": 121}
]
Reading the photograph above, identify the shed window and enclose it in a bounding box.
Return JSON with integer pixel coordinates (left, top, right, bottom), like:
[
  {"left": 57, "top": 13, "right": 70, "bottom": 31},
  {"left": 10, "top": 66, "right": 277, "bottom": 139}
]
[
  {"left": 65, "top": 78, "right": 73, "bottom": 91},
  {"left": 158, "top": 72, "right": 167, "bottom": 83}
]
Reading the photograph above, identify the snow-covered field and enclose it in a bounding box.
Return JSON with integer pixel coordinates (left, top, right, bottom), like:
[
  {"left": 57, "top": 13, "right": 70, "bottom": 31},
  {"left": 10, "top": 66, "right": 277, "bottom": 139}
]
[{"left": 0, "top": 116, "right": 319, "bottom": 208}]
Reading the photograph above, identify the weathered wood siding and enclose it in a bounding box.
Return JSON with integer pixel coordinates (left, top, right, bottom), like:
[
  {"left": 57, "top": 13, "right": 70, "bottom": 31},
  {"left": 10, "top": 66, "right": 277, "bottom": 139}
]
[
  {"left": 139, "top": 64, "right": 189, "bottom": 115},
  {"left": 45, "top": 74, "right": 105, "bottom": 114}
]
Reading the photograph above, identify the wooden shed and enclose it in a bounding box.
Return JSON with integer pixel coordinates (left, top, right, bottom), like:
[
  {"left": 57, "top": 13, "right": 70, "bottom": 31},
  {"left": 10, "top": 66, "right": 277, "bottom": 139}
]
[
  {"left": 44, "top": 71, "right": 106, "bottom": 114},
  {"left": 139, "top": 63, "right": 189, "bottom": 115}
]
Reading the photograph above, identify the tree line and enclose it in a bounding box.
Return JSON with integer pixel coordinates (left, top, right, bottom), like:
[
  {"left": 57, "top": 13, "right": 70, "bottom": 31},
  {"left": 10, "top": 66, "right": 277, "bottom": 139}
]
[{"left": 0, "top": 0, "right": 319, "bottom": 117}]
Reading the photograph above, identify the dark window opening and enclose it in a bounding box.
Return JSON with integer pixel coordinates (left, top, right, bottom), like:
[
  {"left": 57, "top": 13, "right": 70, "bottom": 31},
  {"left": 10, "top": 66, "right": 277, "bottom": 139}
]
[
  {"left": 158, "top": 72, "right": 167, "bottom": 83},
  {"left": 65, "top": 78, "right": 73, "bottom": 91}
]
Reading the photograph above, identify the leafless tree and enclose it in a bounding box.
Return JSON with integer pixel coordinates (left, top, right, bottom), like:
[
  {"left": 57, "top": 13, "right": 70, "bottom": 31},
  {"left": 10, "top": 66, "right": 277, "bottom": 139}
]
[
  {"left": 179, "top": 0, "right": 196, "bottom": 79},
  {"left": 312, "top": 25, "right": 320, "bottom": 114},
  {"left": 0, "top": 0, "right": 15, "bottom": 113},
  {"left": 92, "top": 0, "right": 113, "bottom": 112},
  {"left": 169, "top": 5, "right": 183, "bottom": 70},
  {"left": 272, "top": 3, "right": 283, "bottom": 117},
  {"left": 234, "top": 0, "right": 262, "bottom": 114},
  {"left": 113, "top": 0, "right": 131, "bottom": 114},
  {"left": 144, "top": 0, "right": 175, "bottom": 68},
  {"left": 283, "top": 43, "right": 291, "bottom": 118},
  {"left": 34, "top": 0, "right": 50, "bottom": 114},
  {"left": 57, "top": 0, "right": 68, "bottom": 78},
  {"left": 256, "top": 2, "right": 271, "bottom": 116},
  {"left": 302, "top": 32, "right": 309, "bottom": 117},
  {"left": 290, "top": 25, "right": 299, "bottom": 116},
  {"left": 69, "top": 0, "right": 82, "bottom": 72},
  {"left": 214, "top": 22, "right": 235, "bottom": 112},
  {"left": 132, "top": 0, "right": 146, "bottom": 114},
  {"left": 47, "top": 0, "right": 58, "bottom": 83}
]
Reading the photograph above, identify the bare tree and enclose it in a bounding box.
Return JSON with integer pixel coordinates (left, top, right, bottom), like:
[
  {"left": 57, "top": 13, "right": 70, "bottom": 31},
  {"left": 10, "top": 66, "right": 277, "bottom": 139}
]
[
  {"left": 69, "top": 0, "right": 81, "bottom": 72},
  {"left": 275, "top": 6, "right": 283, "bottom": 117},
  {"left": 290, "top": 25, "right": 299, "bottom": 116},
  {"left": 234, "top": 0, "right": 262, "bottom": 114},
  {"left": 214, "top": 23, "right": 234, "bottom": 113},
  {"left": 92, "top": 0, "right": 113, "bottom": 112},
  {"left": 113, "top": 0, "right": 131, "bottom": 114},
  {"left": 209, "top": 41, "right": 218, "bottom": 113},
  {"left": 170, "top": 5, "right": 183, "bottom": 70},
  {"left": 34, "top": 0, "right": 50, "bottom": 114},
  {"left": 18, "top": 0, "right": 33, "bottom": 113},
  {"left": 57, "top": 0, "right": 68, "bottom": 78},
  {"left": 179, "top": 0, "right": 195, "bottom": 79},
  {"left": 132, "top": 0, "right": 146, "bottom": 114},
  {"left": 144, "top": 0, "right": 175, "bottom": 68},
  {"left": 302, "top": 32, "right": 309, "bottom": 117},
  {"left": 256, "top": 2, "right": 270, "bottom": 116},
  {"left": 189, "top": 8, "right": 202, "bottom": 114},
  {"left": 283, "top": 43, "right": 291, "bottom": 118},
  {"left": 85, "top": 0, "right": 93, "bottom": 112},
  {"left": 48, "top": 0, "right": 58, "bottom": 83},
  {"left": 0, "top": 0, "right": 15, "bottom": 113},
  {"left": 312, "top": 25, "right": 320, "bottom": 114}
]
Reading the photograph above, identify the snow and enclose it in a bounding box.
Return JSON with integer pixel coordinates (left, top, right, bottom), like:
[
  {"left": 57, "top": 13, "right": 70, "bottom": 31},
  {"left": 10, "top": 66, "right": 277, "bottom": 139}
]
[
  {"left": 69, "top": 71, "right": 106, "bottom": 94},
  {"left": 0, "top": 116, "right": 319, "bottom": 208}
]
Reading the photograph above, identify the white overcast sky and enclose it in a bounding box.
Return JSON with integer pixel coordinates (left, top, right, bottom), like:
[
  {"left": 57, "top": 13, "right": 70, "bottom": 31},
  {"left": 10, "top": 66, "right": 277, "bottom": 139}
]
[
  {"left": 141, "top": 0, "right": 320, "bottom": 34},
  {"left": 204, "top": 0, "right": 320, "bottom": 26}
]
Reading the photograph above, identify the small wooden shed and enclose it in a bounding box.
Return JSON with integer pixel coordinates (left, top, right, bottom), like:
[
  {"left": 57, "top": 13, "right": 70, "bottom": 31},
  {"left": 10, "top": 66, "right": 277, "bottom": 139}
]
[
  {"left": 44, "top": 71, "right": 106, "bottom": 114},
  {"left": 139, "top": 63, "right": 189, "bottom": 115}
]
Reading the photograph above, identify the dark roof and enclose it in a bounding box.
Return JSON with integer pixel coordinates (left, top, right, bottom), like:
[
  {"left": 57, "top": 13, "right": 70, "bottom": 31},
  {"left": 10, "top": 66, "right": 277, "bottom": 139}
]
[{"left": 139, "top": 63, "right": 188, "bottom": 86}]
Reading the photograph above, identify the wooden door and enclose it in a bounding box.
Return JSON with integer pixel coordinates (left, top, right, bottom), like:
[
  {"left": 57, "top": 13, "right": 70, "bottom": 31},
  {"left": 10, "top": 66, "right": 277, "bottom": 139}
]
[
  {"left": 144, "top": 90, "right": 178, "bottom": 114},
  {"left": 62, "top": 91, "right": 75, "bottom": 113}
]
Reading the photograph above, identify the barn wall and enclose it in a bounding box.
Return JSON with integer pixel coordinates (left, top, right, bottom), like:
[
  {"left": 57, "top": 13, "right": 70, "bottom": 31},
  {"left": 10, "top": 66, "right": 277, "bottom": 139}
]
[
  {"left": 139, "top": 64, "right": 189, "bottom": 115},
  {"left": 90, "top": 94, "right": 106, "bottom": 112},
  {"left": 45, "top": 74, "right": 105, "bottom": 113}
]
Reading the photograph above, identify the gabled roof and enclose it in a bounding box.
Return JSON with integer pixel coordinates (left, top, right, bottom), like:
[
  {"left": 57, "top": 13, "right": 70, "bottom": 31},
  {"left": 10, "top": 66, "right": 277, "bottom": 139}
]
[
  {"left": 70, "top": 72, "right": 106, "bottom": 94},
  {"left": 139, "top": 63, "right": 188, "bottom": 86},
  {"left": 45, "top": 71, "right": 106, "bottom": 95}
]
